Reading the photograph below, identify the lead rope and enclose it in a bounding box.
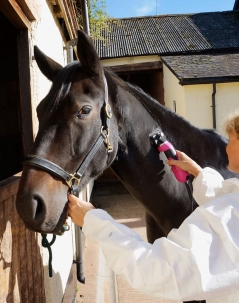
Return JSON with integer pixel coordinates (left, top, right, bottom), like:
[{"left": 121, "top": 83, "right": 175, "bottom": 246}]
[
  {"left": 39, "top": 134, "right": 108, "bottom": 280},
  {"left": 41, "top": 233, "right": 57, "bottom": 277}
]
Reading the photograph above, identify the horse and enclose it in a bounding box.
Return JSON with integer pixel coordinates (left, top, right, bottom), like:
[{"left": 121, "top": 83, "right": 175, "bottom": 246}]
[{"left": 16, "top": 30, "right": 237, "bottom": 303}]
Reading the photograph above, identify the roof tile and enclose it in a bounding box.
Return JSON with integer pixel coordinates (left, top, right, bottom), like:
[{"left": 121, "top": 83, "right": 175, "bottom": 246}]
[
  {"left": 93, "top": 11, "right": 239, "bottom": 59},
  {"left": 161, "top": 53, "right": 239, "bottom": 83}
]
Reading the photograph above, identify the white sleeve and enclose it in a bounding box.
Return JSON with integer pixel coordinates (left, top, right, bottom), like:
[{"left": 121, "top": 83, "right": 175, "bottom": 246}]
[
  {"left": 82, "top": 204, "right": 239, "bottom": 301},
  {"left": 193, "top": 167, "right": 224, "bottom": 206},
  {"left": 83, "top": 209, "right": 181, "bottom": 301}
]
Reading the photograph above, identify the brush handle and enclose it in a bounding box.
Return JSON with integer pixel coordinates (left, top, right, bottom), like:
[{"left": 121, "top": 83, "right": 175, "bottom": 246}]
[{"left": 158, "top": 141, "right": 189, "bottom": 183}]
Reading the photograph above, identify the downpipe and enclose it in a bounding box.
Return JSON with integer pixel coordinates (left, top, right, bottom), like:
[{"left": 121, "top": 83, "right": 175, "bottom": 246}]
[
  {"left": 66, "top": 1, "right": 90, "bottom": 283},
  {"left": 80, "top": 0, "right": 90, "bottom": 36},
  {"left": 74, "top": 221, "right": 85, "bottom": 283},
  {"left": 212, "top": 83, "right": 217, "bottom": 129},
  {"left": 72, "top": 0, "right": 91, "bottom": 283},
  {"left": 65, "top": 40, "right": 85, "bottom": 284}
]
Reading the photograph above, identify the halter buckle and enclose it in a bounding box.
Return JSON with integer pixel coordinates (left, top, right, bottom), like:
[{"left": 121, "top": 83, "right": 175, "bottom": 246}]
[
  {"left": 65, "top": 173, "right": 81, "bottom": 189},
  {"left": 101, "top": 127, "right": 113, "bottom": 154}
]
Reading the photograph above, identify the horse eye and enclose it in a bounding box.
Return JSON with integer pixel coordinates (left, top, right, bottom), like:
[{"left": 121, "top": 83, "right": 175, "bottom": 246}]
[{"left": 76, "top": 106, "right": 92, "bottom": 118}]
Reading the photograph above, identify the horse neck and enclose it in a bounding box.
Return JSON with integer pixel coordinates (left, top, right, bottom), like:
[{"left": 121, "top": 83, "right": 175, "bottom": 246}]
[
  {"left": 115, "top": 80, "right": 200, "bottom": 151},
  {"left": 112, "top": 78, "right": 228, "bottom": 170}
]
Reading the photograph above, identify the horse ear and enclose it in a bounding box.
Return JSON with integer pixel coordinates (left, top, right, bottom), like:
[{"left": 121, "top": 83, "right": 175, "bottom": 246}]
[
  {"left": 77, "top": 30, "right": 103, "bottom": 78},
  {"left": 34, "top": 46, "right": 63, "bottom": 81}
]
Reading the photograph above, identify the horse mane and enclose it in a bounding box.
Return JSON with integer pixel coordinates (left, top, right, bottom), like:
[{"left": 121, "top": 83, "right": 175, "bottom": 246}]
[
  {"left": 105, "top": 68, "right": 229, "bottom": 169},
  {"left": 124, "top": 82, "right": 228, "bottom": 145},
  {"left": 105, "top": 68, "right": 199, "bottom": 139}
]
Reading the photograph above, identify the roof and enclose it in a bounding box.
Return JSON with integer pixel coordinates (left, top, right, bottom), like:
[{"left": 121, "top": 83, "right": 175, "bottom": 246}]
[
  {"left": 161, "top": 52, "right": 239, "bottom": 84},
  {"left": 234, "top": 0, "right": 239, "bottom": 10},
  {"left": 49, "top": 0, "right": 81, "bottom": 41},
  {"left": 93, "top": 11, "right": 239, "bottom": 59}
]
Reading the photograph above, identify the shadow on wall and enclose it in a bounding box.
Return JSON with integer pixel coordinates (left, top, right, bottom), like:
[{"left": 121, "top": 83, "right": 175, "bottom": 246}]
[
  {"left": 43, "top": 268, "right": 64, "bottom": 303},
  {"left": 0, "top": 177, "right": 49, "bottom": 302}
]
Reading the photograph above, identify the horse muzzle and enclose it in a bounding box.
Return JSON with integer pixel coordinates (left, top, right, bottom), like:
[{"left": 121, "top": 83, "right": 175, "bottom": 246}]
[{"left": 16, "top": 167, "right": 68, "bottom": 233}]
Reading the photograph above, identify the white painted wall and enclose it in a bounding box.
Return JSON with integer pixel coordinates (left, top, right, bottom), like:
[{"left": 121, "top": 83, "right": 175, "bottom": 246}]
[
  {"left": 163, "top": 64, "right": 185, "bottom": 116},
  {"left": 184, "top": 83, "right": 239, "bottom": 135},
  {"left": 30, "top": 2, "right": 73, "bottom": 302},
  {"left": 214, "top": 82, "right": 239, "bottom": 135},
  {"left": 29, "top": 2, "right": 95, "bottom": 303},
  {"left": 163, "top": 63, "right": 239, "bottom": 136},
  {"left": 184, "top": 84, "right": 213, "bottom": 129},
  {"left": 30, "top": 0, "right": 66, "bottom": 138}
]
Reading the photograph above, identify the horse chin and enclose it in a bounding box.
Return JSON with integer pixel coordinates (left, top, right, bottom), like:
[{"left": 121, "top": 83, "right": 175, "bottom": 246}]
[
  {"left": 51, "top": 208, "right": 69, "bottom": 234},
  {"left": 23, "top": 207, "right": 68, "bottom": 234}
]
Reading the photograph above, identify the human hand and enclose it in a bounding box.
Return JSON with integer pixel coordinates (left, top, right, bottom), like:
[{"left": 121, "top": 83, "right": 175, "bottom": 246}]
[
  {"left": 166, "top": 150, "right": 202, "bottom": 177},
  {"left": 68, "top": 194, "right": 95, "bottom": 227}
]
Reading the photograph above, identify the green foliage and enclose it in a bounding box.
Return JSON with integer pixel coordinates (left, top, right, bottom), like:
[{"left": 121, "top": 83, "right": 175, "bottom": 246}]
[
  {"left": 77, "top": 0, "right": 113, "bottom": 41},
  {"left": 89, "top": 0, "right": 111, "bottom": 40}
]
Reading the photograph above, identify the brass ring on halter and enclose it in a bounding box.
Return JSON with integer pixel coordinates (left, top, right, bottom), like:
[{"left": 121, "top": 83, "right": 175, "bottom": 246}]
[{"left": 105, "top": 103, "right": 112, "bottom": 118}]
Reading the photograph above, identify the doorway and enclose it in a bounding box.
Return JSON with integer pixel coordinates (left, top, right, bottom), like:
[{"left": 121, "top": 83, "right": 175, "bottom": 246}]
[
  {"left": 120, "top": 70, "right": 164, "bottom": 105},
  {"left": 0, "top": 11, "right": 24, "bottom": 180}
]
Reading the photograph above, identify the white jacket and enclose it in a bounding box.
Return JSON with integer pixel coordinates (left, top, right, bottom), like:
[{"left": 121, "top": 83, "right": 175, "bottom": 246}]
[{"left": 82, "top": 168, "right": 239, "bottom": 302}]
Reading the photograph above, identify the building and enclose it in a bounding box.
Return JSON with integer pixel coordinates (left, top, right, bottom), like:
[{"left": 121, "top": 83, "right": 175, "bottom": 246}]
[
  {"left": 94, "top": 11, "right": 239, "bottom": 135},
  {"left": 0, "top": 0, "right": 90, "bottom": 302}
]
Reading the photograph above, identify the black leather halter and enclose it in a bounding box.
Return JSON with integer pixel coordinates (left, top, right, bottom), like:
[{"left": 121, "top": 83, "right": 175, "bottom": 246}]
[{"left": 23, "top": 76, "right": 113, "bottom": 196}]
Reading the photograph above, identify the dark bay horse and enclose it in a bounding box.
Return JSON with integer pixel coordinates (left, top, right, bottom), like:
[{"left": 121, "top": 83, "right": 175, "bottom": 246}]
[{"left": 16, "top": 30, "right": 236, "bottom": 303}]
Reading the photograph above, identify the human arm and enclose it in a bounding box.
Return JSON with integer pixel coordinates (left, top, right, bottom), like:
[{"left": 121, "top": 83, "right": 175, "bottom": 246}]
[
  {"left": 192, "top": 167, "right": 224, "bottom": 205},
  {"left": 166, "top": 150, "right": 202, "bottom": 177},
  {"left": 68, "top": 195, "right": 181, "bottom": 300},
  {"left": 83, "top": 209, "right": 182, "bottom": 301},
  {"left": 166, "top": 151, "right": 224, "bottom": 205},
  {"left": 68, "top": 194, "right": 239, "bottom": 301},
  {"left": 68, "top": 193, "right": 95, "bottom": 227},
  {"left": 81, "top": 201, "right": 239, "bottom": 302}
]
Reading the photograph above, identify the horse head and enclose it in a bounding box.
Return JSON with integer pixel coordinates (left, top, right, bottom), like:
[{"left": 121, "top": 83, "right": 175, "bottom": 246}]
[{"left": 16, "top": 30, "right": 119, "bottom": 233}]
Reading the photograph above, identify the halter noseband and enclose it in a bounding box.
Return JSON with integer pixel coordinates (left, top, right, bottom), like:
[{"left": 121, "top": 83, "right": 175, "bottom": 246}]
[{"left": 23, "top": 76, "right": 113, "bottom": 195}]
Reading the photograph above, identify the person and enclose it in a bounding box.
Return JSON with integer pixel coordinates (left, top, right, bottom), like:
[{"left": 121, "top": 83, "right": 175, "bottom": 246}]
[{"left": 68, "top": 112, "right": 239, "bottom": 303}]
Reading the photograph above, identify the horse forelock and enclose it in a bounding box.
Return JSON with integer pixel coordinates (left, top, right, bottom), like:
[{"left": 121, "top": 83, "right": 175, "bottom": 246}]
[{"left": 38, "top": 61, "right": 80, "bottom": 117}]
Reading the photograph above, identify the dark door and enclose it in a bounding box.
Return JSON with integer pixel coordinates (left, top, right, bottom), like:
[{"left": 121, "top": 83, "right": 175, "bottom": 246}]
[{"left": 0, "top": 11, "right": 24, "bottom": 180}]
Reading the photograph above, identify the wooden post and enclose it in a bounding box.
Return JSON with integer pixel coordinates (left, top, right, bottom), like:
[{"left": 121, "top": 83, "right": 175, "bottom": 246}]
[
  {"left": 17, "top": 29, "right": 34, "bottom": 156},
  {"left": 0, "top": 0, "right": 31, "bottom": 29}
]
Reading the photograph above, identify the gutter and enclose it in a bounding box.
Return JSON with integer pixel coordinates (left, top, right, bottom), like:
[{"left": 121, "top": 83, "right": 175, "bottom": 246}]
[
  {"left": 233, "top": 0, "right": 239, "bottom": 10},
  {"left": 79, "top": 0, "right": 90, "bottom": 35},
  {"left": 179, "top": 76, "right": 239, "bottom": 85}
]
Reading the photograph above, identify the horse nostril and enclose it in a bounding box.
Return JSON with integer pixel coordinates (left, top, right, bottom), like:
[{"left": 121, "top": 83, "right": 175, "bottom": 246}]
[{"left": 32, "top": 196, "right": 44, "bottom": 220}]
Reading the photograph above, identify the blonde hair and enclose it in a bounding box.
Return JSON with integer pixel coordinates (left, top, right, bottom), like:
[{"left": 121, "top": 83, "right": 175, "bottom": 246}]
[{"left": 224, "top": 111, "right": 239, "bottom": 138}]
